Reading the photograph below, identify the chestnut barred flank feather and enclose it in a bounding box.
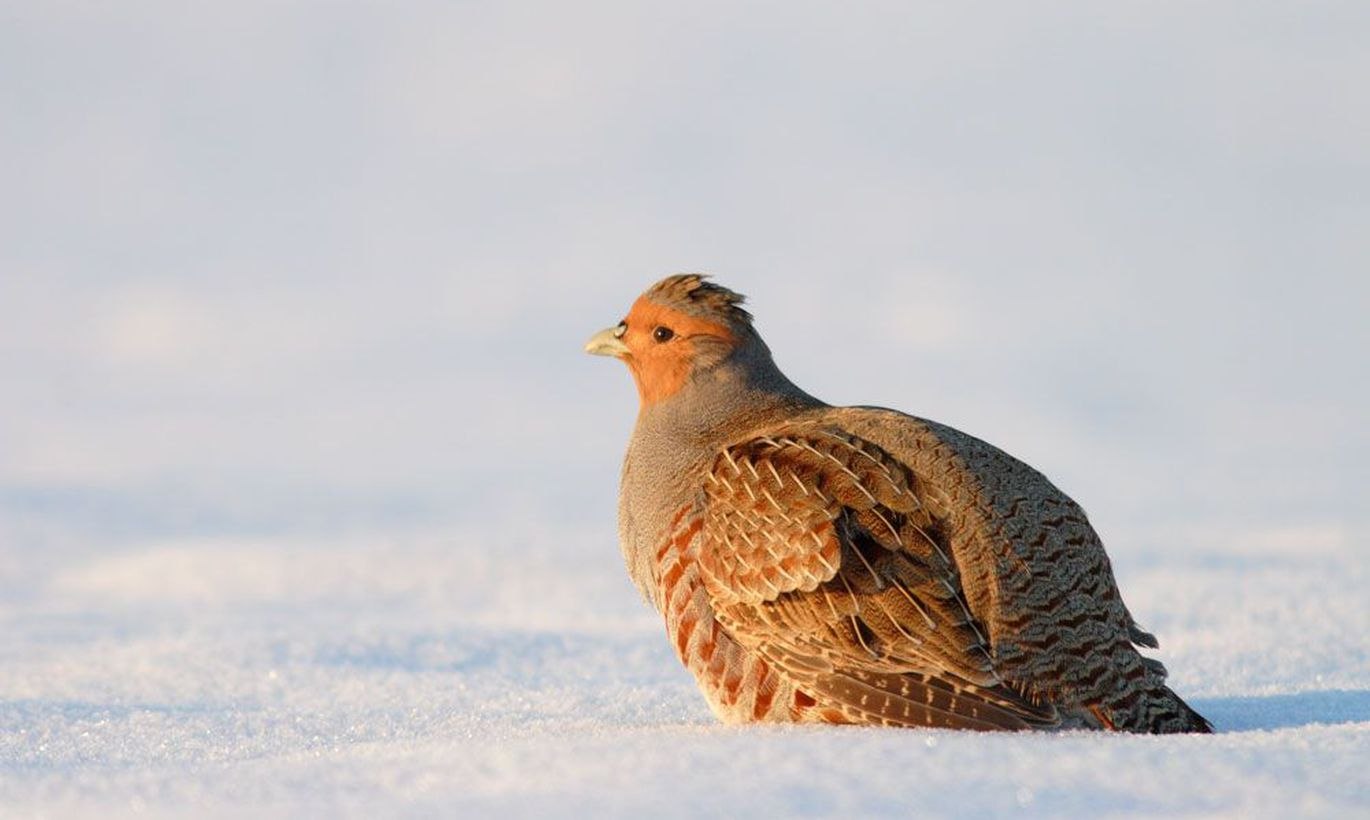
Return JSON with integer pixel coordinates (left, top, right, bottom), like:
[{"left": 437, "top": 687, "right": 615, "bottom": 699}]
[{"left": 591, "top": 275, "right": 1212, "bottom": 734}]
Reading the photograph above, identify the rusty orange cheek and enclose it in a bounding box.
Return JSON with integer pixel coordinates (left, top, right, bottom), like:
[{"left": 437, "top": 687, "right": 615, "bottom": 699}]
[
  {"left": 627, "top": 349, "right": 692, "bottom": 405},
  {"left": 620, "top": 297, "right": 736, "bottom": 406}
]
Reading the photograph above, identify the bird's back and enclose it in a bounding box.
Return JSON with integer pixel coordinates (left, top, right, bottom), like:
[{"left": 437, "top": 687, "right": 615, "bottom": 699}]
[{"left": 770, "top": 404, "right": 1210, "bottom": 731}]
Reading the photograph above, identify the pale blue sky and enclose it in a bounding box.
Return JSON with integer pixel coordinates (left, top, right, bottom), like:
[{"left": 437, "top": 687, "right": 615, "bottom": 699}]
[{"left": 2, "top": 2, "right": 1366, "bottom": 555}]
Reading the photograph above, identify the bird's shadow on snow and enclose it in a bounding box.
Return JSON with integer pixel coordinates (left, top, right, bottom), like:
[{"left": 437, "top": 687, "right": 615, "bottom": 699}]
[{"left": 1194, "top": 690, "right": 1370, "bottom": 732}]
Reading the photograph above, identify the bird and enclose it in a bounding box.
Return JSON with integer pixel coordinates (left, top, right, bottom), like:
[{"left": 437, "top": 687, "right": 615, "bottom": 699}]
[{"left": 584, "top": 274, "right": 1211, "bottom": 733}]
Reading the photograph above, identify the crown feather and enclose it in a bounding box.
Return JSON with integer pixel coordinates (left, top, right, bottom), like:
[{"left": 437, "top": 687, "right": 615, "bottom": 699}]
[{"left": 643, "top": 274, "right": 753, "bottom": 327}]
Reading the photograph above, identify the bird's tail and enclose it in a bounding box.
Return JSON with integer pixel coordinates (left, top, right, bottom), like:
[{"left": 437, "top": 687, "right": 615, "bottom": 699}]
[
  {"left": 1096, "top": 678, "right": 1212, "bottom": 734},
  {"left": 1075, "top": 644, "right": 1213, "bottom": 734},
  {"left": 1143, "top": 685, "right": 1213, "bottom": 734}
]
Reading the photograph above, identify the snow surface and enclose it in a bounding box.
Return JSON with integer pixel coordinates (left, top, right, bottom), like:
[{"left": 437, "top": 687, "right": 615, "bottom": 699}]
[{"left": 2, "top": 523, "right": 1366, "bottom": 818}]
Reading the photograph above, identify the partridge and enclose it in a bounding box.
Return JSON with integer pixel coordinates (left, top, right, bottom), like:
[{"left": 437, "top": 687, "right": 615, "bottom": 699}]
[{"left": 585, "top": 275, "right": 1210, "bottom": 733}]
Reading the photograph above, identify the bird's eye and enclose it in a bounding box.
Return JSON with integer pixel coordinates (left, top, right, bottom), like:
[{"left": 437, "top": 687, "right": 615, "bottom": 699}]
[{"left": 652, "top": 326, "right": 675, "bottom": 343}]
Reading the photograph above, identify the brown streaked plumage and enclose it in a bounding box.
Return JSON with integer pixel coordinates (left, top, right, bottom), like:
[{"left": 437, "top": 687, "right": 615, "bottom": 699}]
[{"left": 585, "top": 274, "right": 1211, "bottom": 733}]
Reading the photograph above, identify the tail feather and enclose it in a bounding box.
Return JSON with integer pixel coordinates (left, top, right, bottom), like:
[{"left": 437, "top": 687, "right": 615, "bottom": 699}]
[
  {"left": 1147, "top": 686, "right": 1213, "bottom": 734},
  {"left": 1103, "top": 682, "right": 1212, "bottom": 734}
]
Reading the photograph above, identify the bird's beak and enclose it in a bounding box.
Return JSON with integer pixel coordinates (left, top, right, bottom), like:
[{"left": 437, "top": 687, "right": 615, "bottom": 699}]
[{"left": 584, "top": 326, "right": 630, "bottom": 358}]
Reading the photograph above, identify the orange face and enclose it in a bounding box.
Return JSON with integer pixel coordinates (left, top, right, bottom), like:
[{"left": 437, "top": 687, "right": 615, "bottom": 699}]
[{"left": 614, "top": 296, "right": 737, "bottom": 406}]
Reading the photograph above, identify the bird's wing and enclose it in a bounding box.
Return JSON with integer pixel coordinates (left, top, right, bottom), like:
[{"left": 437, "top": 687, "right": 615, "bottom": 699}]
[{"left": 696, "top": 426, "right": 1059, "bottom": 730}]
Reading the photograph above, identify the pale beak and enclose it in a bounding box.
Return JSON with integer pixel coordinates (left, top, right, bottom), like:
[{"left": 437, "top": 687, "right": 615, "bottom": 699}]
[{"left": 584, "top": 326, "right": 630, "bottom": 357}]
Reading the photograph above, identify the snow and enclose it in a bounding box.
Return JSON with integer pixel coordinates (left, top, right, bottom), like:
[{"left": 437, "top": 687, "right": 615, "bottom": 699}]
[{"left": 2, "top": 523, "right": 1366, "bottom": 818}]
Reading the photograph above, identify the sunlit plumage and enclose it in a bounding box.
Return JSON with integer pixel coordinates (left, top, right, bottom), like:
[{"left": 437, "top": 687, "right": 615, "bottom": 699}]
[{"left": 587, "top": 275, "right": 1210, "bottom": 733}]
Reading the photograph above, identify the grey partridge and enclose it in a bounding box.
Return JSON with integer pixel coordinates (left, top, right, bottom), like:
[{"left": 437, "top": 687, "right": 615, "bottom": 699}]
[{"left": 585, "top": 274, "right": 1210, "bottom": 733}]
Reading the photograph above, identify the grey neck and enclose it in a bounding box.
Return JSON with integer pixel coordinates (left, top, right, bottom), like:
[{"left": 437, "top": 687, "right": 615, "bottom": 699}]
[{"left": 634, "top": 339, "right": 824, "bottom": 451}]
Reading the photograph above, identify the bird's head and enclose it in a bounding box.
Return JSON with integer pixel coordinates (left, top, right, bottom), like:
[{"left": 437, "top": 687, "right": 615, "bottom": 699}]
[{"left": 584, "top": 274, "right": 757, "bottom": 407}]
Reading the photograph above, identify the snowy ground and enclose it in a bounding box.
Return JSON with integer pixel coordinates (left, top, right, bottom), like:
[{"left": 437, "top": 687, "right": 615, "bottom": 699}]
[{"left": 1, "top": 521, "right": 1365, "bottom": 818}]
